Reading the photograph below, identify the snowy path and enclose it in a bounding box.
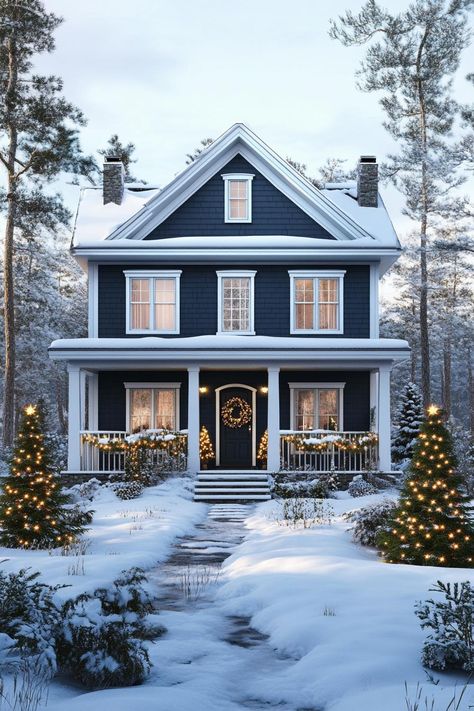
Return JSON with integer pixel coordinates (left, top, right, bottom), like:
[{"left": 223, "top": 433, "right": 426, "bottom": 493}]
[{"left": 146, "top": 504, "right": 320, "bottom": 711}]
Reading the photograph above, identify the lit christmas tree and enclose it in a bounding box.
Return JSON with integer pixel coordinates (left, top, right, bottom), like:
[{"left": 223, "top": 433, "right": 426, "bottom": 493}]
[
  {"left": 257, "top": 430, "right": 268, "bottom": 463},
  {"left": 0, "top": 404, "right": 89, "bottom": 549},
  {"left": 199, "top": 426, "right": 215, "bottom": 465},
  {"left": 379, "top": 405, "right": 474, "bottom": 567}
]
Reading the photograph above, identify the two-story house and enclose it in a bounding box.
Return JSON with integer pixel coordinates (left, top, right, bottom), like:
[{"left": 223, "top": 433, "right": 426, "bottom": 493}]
[{"left": 49, "top": 124, "right": 409, "bottom": 500}]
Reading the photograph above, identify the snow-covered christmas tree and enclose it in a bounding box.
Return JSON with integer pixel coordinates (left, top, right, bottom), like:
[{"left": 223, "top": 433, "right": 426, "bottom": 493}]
[{"left": 392, "top": 382, "right": 423, "bottom": 465}]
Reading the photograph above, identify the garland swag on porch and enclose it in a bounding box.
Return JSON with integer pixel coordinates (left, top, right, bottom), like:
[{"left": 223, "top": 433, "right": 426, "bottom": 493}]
[{"left": 281, "top": 431, "right": 378, "bottom": 453}]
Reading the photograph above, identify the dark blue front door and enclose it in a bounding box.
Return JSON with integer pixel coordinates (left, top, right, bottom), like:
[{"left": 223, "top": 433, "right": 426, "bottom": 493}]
[{"left": 219, "top": 387, "right": 253, "bottom": 469}]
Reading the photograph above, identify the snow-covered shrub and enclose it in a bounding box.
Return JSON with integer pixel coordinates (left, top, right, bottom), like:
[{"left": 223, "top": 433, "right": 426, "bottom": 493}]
[
  {"left": 45, "top": 433, "right": 68, "bottom": 475},
  {"left": 273, "top": 472, "right": 337, "bottom": 499},
  {"left": 76, "top": 478, "right": 102, "bottom": 501},
  {"left": 112, "top": 481, "right": 144, "bottom": 500},
  {"left": 0, "top": 569, "right": 61, "bottom": 674},
  {"left": 348, "top": 475, "right": 377, "bottom": 498},
  {"left": 415, "top": 581, "right": 474, "bottom": 672},
  {"left": 58, "top": 568, "right": 156, "bottom": 689},
  {"left": 344, "top": 498, "right": 397, "bottom": 546}
]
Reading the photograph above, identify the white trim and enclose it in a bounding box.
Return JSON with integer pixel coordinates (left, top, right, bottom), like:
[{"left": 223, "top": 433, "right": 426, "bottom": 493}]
[
  {"left": 104, "top": 124, "right": 385, "bottom": 244},
  {"left": 215, "top": 383, "right": 257, "bottom": 467},
  {"left": 88, "top": 263, "right": 99, "bottom": 338},
  {"left": 67, "top": 365, "right": 82, "bottom": 471},
  {"left": 222, "top": 173, "right": 254, "bottom": 223},
  {"left": 288, "top": 270, "right": 345, "bottom": 335},
  {"left": 123, "top": 270, "right": 181, "bottom": 335},
  {"left": 187, "top": 367, "right": 200, "bottom": 473},
  {"left": 369, "top": 263, "right": 380, "bottom": 338},
  {"left": 288, "top": 382, "right": 345, "bottom": 431},
  {"left": 267, "top": 367, "right": 280, "bottom": 472},
  {"left": 216, "top": 270, "right": 256, "bottom": 335},
  {"left": 125, "top": 383, "right": 181, "bottom": 432},
  {"left": 378, "top": 366, "right": 391, "bottom": 471}
]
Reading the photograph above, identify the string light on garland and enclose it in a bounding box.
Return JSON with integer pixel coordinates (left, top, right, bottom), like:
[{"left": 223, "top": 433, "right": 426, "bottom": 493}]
[
  {"left": 377, "top": 405, "right": 474, "bottom": 567},
  {"left": 221, "top": 396, "right": 252, "bottom": 429},
  {"left": 282, "top": 431, "right": 378, "bottom": 453}
]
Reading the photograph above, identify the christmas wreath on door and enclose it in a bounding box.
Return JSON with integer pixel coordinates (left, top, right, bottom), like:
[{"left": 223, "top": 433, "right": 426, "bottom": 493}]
[{"left": 221, "top": 396, "right": 252, "bottom": 429}]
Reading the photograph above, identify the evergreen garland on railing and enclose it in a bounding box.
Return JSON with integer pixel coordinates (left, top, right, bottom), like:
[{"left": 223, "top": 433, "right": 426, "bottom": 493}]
[{"left": 281, "top": 431, "right": 378, "bottom": 453}]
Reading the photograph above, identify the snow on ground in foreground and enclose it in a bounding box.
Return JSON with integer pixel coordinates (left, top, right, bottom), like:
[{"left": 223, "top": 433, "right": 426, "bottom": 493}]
[
  {"left": 0, "top": 476, "right": 207, "bottom": 602},
  {"left": 217, "top": 492, "right": 474, "bottom": 711}
]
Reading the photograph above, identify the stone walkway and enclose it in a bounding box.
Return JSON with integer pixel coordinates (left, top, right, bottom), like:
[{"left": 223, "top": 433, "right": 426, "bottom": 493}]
[{"left": 148, "top": 504, "right": 321, "bottom": 711}]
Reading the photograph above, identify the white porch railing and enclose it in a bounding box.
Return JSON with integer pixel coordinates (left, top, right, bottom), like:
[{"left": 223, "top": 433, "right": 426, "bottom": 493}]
[
  {"left": 79, "top": 430, "right": 188, "bottom": 473},
  {"left": 279, "top": 430, "right": 379, "bottom": 473}
]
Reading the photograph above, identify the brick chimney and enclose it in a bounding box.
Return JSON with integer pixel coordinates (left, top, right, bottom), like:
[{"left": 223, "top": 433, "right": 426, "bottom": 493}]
[
  {"left": 103, "top": 156, "right": 125, "bottom": 205},
  {"left": 357, "top": 155, "right": 378, "bottom": 208}
]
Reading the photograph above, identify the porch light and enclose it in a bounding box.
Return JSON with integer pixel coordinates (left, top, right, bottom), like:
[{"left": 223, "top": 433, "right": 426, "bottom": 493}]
[
  {"left": 199, "top": 386, "right": 208, "bottom": 394},
  {"left": 260, "top": 386, "right": 268, "bottom": 394}
]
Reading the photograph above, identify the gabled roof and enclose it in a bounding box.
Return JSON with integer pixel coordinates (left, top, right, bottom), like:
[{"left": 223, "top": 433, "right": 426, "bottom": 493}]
[{"left": 72, "top": 123, "right": 400, "bottom": 251}]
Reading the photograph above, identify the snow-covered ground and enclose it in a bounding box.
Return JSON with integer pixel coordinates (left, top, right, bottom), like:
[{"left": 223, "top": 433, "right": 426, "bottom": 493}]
[
  {"left": 2, "top": 485, "right": 473, "bottom": 710},
  {"left": 219, "top": 492, "right": 474, "bottom": 711},
  {"left": 0, "top": 476, "right": 207, "bottom": 603}
]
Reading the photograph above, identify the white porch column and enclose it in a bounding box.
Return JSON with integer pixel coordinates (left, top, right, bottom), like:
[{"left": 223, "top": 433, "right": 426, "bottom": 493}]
[
  {"left": 187, "top": 366, "right": 200, "bottom": 473},
  {"left": 267, "top": 367, "right": 281, "bottom": 472},
  {"left": 67, "top": 364, "right": 82, "bottom": 472},
  {"left": 378, "top": 365, "right": 392, "bottom": 472},
  {"left": 369, "top": 370, "right": 379, "bottom": 432}
]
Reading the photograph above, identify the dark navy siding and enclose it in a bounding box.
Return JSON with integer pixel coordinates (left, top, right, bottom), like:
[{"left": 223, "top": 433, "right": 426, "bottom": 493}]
[
  {"left": 97, "top": 369, "right": 369, "bottom": 438},
  {"left": 145, "top": 155, "right": 336, "bottom": 240},
  {"left": 98, "top": 371, "right": 188, "bottom": 431},
  {"left": 279, "top": 371, "right": 370, "bottom": 431},
  {"left": 98, "top": 264, "right": 369, "bottom": 338}
]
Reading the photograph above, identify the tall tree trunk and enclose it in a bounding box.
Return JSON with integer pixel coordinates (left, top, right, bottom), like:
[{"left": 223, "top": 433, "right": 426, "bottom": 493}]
[
  {"left": 416, "top": 29, "right": 431, "bottom": 408},
  {"left": 442, "top": 338, "right": 451, "bottom": 418},
  {"left": 468, "top": 344, "right": 474, "bottom": 439},
  {"left": 2, "top": 36, "right": 18, "bottom": 448}
]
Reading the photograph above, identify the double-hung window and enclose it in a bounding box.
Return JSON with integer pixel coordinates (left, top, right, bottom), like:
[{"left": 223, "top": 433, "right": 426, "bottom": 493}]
[
  {"left": 222, "top": 173, "right": 254, "bottom": 223},
  {"left": 124, "top": 271, "right": 181, "bottom": 334},
  {"left": 290, "top": 383, "right": 345, "bottom": 431},
  {"left": 289, "top": 271, "right": 345, "bottom": 334},
  {"left": 125, "top": 383, "right": 180, "bottom": 433},
  {"left": 217, "top": 270, "right": 256, "bottom": 334}
]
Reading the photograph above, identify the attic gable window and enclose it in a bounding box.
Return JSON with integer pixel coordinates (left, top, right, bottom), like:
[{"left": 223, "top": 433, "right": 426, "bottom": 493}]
[
  {"left": 289, "top": 271, "right": 345, "bottom": 335},
  {"left": 124, "top": 270, "right": 181, "bottom": 334},
  {"left": 222, "top": 173, "right": 254, "bottom": 223}
]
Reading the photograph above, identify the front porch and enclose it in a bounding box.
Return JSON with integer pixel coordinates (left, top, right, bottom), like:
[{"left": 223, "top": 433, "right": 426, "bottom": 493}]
[{"left": 66, "top": 364, "right": 393, "bottom": 476}]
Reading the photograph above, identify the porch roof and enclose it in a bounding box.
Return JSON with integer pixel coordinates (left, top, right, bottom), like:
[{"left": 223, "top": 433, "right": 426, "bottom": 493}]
[{"left": 49, "top": 335, "right": 410, "bottom": 366}]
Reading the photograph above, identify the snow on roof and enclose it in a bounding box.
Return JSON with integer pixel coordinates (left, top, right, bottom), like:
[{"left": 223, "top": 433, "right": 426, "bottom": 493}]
[
  {"left": 320, "top": 189, "right": 398, "bottom": 248},
  {"left": 73, "top": 186, "right": 159, "bottom": 245},
  {"left": 50, "top": 334, "right": 410, "bottom": 353}
]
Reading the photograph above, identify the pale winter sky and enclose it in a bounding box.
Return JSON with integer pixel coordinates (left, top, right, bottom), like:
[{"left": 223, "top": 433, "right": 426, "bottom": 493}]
[{"left": 35, "top": 0, "right": 474, "bottom": 238}]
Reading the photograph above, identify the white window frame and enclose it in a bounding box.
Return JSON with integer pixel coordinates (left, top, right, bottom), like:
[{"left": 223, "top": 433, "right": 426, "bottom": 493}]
[
  {"left": 289, "top": 382, "right": 345, "bottom": 431},
  {"left": 124, "top": 270, "right": 181, "bottom": 335},
  {"left": 124, "top": 382, "right": 181, "bottom": 432},
  {"left": 222, "top": 173, "right": 254, "bottom": 223},
  {"left": 288, "top": 270, "right": 345, "bottom": 335},
  {"left": 216, "top": 270, "right": 256, "bottom": 335}
]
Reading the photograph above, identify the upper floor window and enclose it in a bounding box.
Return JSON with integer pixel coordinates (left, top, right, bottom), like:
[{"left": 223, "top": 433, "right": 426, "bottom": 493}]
[
  {"left": 124, "top": 270, "right": 181, "bottom": 334},
  {"left": 217, "top": 270, "right": 256, "bottom": 334},
  {"left": 288, "top": 270, "right": 345, "bottom": 334},
  {"left": 222, "top": 173, "right": 254, "bottom": 223},
  {"left": 125, "top": 382, "right": 180, "bottom": 432}
]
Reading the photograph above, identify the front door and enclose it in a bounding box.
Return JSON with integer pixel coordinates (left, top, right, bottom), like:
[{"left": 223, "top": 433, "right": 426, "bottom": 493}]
[{"left": 218, "top": 386, "right": 254, "bottom": 469}]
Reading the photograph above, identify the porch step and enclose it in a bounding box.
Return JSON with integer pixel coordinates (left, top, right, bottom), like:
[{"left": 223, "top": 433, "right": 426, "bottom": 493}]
[{"left": 194, "top": 471, "right": 271, "bottom": 502}]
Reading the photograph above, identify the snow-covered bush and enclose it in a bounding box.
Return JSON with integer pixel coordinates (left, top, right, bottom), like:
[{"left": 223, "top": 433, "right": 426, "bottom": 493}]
[
  {"left": 279, "top": 497, "right": 334, "bottom": 528},
  {"left": 58, "top": 568, "right": 157, "bottom": 689},
  {"left": 0, "top": 569, "right": 61, "bottom": 675},
  {"left": 415, "top": 581, "right": 474, "bottom": 672},
  {"left": 112, "top": 481, "right": 144, "bottom": 500},
  {"left": 344, "top": 498, "right": 397, "bottom": 546},
  {"left": 348, "top": 475, "right": 377, "bottom": 498},
  {"left": 76, "top": 478, "right": 102, "bottom": 501},
  {"left": 45, "top": 433, "right": 68, "bottom": 475},
  {"left": 273, "top": 472, "right": 337, "bottom": 499}
]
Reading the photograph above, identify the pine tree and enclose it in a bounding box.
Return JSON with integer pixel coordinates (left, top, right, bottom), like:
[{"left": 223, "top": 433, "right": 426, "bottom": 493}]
[
  {"left": 199, "top": 426, "right": 215, "bottom": 464},
  {"left": 186, "top": 138, "right": 213, "bottom": 165},
  {"left": 0, "top": 0, "right": 95, "bottom": 446},
  {"left": 392, "top": 382, "right": 423, "bottom": 463},
  {"left": 98, "top": 134, "right": 143, "bottom": 183},
  {"left": 330, "top": 0, "right": 473, "bottom": 408},
  {"left": 379, "top": 405, "right": 474, "bottom": 567},
  {"left": 0, "top": 403, "right": 89, "bottom": 548}
]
